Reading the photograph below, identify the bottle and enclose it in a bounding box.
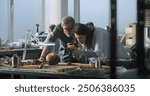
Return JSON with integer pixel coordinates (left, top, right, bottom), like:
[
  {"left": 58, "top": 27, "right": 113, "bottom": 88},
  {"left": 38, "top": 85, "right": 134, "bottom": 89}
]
[
  {"left": 12, "top": 54, "right": 19, "bottom": 68},
  {"left": 95, "top": 57, "right": 101, "bottom": 68}
]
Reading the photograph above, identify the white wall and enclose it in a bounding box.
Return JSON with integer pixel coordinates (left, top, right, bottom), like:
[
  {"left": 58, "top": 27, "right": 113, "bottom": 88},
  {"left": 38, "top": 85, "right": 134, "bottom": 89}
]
[
  {"left": 79, "top": 0, "right": 137, "bottom": 35},
  {"left": 0, "top": 0, "right": 137, "bottom": 41},
  {"left": 14, "top": 0, "right": 41, "bottom": 41},
  {"left": 80, "top": 0, "right": 110, "bottom": 28},
  {"left": 117, "top": 0, "right": 137, "bottom": 34},
  {"left": 45, "top": 0, "right": 68, "bottom": 32},
  {"left": 0, "top": 0, "right": 8, "bottom": 40},
  {"left": 68, "top": 0, "right": 74, "bottom": 18}
]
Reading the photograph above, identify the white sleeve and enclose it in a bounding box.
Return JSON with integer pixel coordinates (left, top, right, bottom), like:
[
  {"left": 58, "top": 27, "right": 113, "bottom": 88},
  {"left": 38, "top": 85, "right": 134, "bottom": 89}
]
[{"left": 94, "top": 28, "right": 110, "bottom": 59}]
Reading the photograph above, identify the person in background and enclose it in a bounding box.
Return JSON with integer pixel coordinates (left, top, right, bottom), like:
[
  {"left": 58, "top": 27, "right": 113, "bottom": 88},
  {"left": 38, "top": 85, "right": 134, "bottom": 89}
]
[
  {"left": 85, "top": 22, "right": 95, "bottom": 32},
  {"left": 39, "top": 16, "right": 77, "bottom": 63},
  {"left": 105, "top": 26, "right": 111, "bottom": 33},
  {"left": 86, "top": 22, "right": 94, "bottom": 27},
  {"left": 67, "top": 23, "right": 129, "bottom": 63},
  {"left": 48, "top": 24, "right": 56, "bottom": 33}
]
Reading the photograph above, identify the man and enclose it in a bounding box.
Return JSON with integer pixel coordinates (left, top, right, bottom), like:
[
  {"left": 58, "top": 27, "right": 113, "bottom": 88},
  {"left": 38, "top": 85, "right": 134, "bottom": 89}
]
[
  {"left": 67, "top": 23, "right": 129, "bottom": 63},
  {"left": 39, "top": 16, "right": 77, "bottom": 62}
]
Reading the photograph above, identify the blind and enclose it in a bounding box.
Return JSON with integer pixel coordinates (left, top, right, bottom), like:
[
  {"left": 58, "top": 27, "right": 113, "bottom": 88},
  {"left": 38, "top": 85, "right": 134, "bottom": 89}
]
[
  {"left": 145, "top": 9, "right": 150, "bottom": 27},
  {"left": 145, "top": 0, "right": 150, "bottom": 4}
]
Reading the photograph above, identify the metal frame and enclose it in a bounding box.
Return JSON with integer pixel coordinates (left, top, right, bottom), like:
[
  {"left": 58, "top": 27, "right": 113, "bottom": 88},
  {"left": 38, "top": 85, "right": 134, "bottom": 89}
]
[
  {"left": 110, "top": 0, "right": 117, "bottom": 79},
  {"left": 136, "top": 0, "right": 146, "bottom": 75},
  {"left": 110, "top": 0, "right": 148, "bottom": 78}
]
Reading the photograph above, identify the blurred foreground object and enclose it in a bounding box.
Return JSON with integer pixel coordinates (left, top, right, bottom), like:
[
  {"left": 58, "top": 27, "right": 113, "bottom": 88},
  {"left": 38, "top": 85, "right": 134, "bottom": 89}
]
[{"left": 46, "top": 53, "right": 60, "bottom": 65}]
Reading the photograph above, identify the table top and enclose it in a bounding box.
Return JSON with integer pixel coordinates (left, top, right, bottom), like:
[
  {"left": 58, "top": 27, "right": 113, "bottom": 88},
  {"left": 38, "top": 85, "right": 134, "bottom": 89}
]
[
  {"left": 0, "top": 62, "right": 110, "bottom": 79},
  {"left": 0, "top": 48, "right": 42, "bottom": 58},
  {"left": 0, "top": 47, "right": 41, "bottom": 53}
]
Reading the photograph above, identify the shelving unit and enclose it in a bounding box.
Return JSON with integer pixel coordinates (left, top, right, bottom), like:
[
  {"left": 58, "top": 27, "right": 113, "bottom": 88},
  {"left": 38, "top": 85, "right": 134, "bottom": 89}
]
[{"left": 110, "top": 0, "right": 150, "bottom": 78}]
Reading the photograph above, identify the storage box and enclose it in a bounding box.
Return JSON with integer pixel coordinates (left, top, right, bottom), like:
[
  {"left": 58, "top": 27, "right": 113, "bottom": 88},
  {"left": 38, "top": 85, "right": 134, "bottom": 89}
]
[
  {"left": 125, "top": 23, "right": 136, "bottom": 36},
  {"left": 125, "top": 23, "right": 137, "bottom": 46},
  {"left": 125, "top": 36, "right": 136, "bottom": 46}
]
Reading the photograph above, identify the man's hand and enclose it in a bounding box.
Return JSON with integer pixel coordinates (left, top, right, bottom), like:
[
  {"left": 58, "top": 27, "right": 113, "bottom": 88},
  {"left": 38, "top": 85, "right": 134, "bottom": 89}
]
[
  {"left": 38, "top": 56, "right": 45, "bottom": 62},
  {"left": 67, "top": 43, "right": 80, "bottom": 54}
]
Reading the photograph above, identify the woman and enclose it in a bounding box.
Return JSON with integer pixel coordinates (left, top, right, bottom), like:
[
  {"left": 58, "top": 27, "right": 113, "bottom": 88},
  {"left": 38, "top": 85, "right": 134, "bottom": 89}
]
[{"left": 67, "top": 23, "right": 129, "bottom": 63}]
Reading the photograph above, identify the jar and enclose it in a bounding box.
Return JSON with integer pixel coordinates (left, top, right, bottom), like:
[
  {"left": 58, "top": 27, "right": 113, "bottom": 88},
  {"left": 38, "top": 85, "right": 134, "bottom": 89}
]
[{"left": 12, "top": 54, "right": 20, "bottom": 68}]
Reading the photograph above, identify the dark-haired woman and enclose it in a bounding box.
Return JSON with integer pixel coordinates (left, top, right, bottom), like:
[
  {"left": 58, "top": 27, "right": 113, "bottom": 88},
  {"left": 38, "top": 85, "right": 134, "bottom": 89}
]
[{"left": 67, "top": 23, "right": 129, "bottom": 63}]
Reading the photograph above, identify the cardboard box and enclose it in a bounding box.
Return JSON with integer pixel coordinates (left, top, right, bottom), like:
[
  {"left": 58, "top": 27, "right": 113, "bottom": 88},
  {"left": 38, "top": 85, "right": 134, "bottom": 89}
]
[
  {"left": 125, "top": 36, "right": 136, "bottom": 46},
  {"left": 125, "top": 23, "right": 136, "bottom": 36},
  {"left": 125, "top": 23, "right": 137, "bottom": 46}
]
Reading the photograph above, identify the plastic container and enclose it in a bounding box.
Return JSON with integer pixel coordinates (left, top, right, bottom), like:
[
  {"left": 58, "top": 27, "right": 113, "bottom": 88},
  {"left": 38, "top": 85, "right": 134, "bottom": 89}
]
[{"left": 12, "top": 54, "right": 20, "bottom": 68}]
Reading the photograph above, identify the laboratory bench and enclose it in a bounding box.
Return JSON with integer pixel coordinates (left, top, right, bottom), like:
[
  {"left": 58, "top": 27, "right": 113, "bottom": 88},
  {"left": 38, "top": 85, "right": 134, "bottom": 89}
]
[
  {"left": 0, "top": 48, "right": 42, "bottom": 59},
  {"left": 0, "top": 48, "right": 149, "bottom": 79},
  {"left": 0, "top": 62, "right": 110, "bottom": 79},
  {"left": 0, "top": 59, "right": 149, "bottom": 79},
  {"left": 0, "top": 48, "right": 110, "bottom": 79}
]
